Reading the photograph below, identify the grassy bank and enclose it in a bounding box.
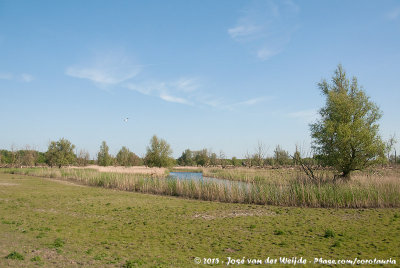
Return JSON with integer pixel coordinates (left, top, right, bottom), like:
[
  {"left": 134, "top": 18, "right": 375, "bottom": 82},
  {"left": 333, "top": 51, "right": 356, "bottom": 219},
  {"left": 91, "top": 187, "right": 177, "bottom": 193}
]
[
  {"left": 2, "top": 167, "right": 400, "bottom": 208},
  {"left": 1, "top": 172, "right": 399, "bottom": 267}
]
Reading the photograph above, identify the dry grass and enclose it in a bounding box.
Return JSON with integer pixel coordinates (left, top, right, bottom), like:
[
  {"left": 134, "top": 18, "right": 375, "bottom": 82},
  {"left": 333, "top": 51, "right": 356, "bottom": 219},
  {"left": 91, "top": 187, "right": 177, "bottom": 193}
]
[{"left": 71, "top": 165, "right": 168, "bottom": 176}]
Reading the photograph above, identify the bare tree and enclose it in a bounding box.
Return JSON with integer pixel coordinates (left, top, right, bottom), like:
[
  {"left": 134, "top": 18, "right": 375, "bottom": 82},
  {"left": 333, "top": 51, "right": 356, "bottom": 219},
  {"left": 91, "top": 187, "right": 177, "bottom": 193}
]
[
  {"left": 293, "top": 144, "right": 301, "bottom": 166},
  {"left": 21, "top": 145, "right": 37, "bottom": 167},
  {"left": 219, "top": 150, "right": 227, "bottom": 168},
  {"left": 77, "top": 149, "right": 90, "bottom": 166},
  {"left": 290, "top": 144, "right": 320, "bottom": 183},
  {"left": 385, "top": 134, "right": 397, "bottom": 164},
  {"left": 244, "top": 151, "right": 252, "bottom": 168},
  {"left": 10, "top": 144, "right": 21, "bottom": 167},
  {"left": 252, "top": 141, "right": 267, "bottom": 167}
]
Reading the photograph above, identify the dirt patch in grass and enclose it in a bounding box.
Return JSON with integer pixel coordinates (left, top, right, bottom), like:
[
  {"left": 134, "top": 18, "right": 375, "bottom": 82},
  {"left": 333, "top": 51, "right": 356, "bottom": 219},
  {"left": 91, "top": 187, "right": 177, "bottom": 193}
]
[
  {"left": 0, "top": 183, "right": 19, "bottom": 186},
  {"left": 193, "top": 209, "right": 276, "bottom": 220},
  {"left": 30, "top": 249, "right": 83, "bottom": 266},
  {"left": 43, "top": 178, "right": 87, "bottom": 187}
]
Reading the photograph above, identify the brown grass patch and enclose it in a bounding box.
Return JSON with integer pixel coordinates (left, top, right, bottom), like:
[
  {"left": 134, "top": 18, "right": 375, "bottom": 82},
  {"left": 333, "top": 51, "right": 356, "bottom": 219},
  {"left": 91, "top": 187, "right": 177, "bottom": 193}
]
[
  {"left": 0, "top": 183, "right": 19, "bottom": 186},
  {"left": 71, "top": 165, "right": 167, "bottom": 176}
]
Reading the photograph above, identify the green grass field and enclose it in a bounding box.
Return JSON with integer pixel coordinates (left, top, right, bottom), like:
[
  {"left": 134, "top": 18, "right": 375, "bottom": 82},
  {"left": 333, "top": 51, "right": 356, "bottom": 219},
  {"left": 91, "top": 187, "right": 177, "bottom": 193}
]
[{"left": 1, "top": 172, "right": 399, "bottom": 267}]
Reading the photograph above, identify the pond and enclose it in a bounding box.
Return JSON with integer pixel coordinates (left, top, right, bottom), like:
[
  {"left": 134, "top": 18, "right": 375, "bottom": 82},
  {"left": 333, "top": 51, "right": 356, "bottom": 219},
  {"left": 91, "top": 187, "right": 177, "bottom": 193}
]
[{"left": 168, "top": 172, "right": 250, "bottom": 188}]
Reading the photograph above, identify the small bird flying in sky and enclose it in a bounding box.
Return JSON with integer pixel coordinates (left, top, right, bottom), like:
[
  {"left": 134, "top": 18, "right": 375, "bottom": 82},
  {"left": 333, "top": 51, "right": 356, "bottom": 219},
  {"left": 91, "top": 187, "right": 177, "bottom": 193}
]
[{"left": 124, "top": 117, "right": 129, "bottom": 122}]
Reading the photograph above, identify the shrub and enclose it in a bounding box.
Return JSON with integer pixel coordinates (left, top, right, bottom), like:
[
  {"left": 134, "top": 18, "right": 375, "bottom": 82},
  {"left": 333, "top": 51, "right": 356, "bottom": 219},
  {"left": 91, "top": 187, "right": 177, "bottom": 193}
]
[
  {"left": 324, "top": 229, "right": 335, "bottom": 238},
  {"left": 5, "top": 251, "right": 24, "bottom": 260},
  {"left": 53, "top": 238, "right": 65, "bottom": 248}
]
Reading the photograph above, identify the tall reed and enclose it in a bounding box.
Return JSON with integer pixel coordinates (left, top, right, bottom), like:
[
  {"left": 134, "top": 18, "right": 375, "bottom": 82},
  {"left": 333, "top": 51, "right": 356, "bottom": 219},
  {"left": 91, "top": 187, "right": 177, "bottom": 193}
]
[{"left": 2, "top": 167, "right": 399, "bottom": 208}]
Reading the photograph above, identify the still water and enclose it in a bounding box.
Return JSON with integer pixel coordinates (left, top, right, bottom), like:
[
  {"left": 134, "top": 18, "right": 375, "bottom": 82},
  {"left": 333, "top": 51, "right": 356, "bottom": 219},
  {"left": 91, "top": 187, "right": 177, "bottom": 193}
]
[{"left": 168, "top": 172, "right": 249, "bottom": 188}]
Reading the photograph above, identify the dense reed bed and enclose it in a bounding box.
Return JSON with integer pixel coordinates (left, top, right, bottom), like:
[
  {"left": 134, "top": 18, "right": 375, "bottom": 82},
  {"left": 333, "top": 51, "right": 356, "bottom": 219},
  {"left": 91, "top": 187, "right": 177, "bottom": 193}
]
[
  {"left": 2, "top": 167, "right": 400, "bottom": 208},
  {"left": 202, "top": 167, "right": 336, "bottom": 183}
]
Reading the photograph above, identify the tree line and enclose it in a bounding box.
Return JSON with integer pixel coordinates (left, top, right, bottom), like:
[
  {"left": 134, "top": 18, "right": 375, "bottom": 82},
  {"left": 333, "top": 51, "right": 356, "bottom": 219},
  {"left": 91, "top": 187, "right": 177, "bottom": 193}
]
[
  {"left": 0, "top": 137, "right": 318, "bottom": 169},
  {"left": 1, "top": 135, "right": 397, "bottom": 170},
  {"left": 0, "top": 136, "right": 172, "bottom": 168}
]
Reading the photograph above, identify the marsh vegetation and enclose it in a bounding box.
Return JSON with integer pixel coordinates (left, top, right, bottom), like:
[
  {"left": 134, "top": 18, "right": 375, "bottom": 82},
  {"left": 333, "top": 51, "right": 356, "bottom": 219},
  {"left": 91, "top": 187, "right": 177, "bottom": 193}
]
[{"left": 3, "top": 166, "right": 399, "bottom": 208}]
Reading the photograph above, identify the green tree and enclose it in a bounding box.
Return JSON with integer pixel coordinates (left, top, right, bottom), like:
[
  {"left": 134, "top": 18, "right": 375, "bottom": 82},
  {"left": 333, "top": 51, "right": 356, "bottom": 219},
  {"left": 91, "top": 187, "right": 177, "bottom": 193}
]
[
  {"left": 97, "top": 141, "right": 113, "bottom": 166},
  {"left": 177, "top": 149, "right": 195, "bottom": 166},
  {"left": 144, "top": 135, "right": 174, "bottom": 167},
  {"left": 274, "top": 145, "right": 290, "bottom": 165},
  {"left": 231, "top": 156, "right": 241, "bottom": 167},
  {"left": 36, "top": 152, "right": 47, "bottom": 166},
  {"left": 310, "top": 65, "right": 385, "bottom": 179},
  {"left": 116, "top": 146, "right": 131, "bottom": 166},
  {"left": 116, "top": 146, "right": 141, "bottom": 166},
  {"left": 46, "top": 138, "right": 76, "bottom": 168},
  {"left": 209, "top": 152, "right": 218, "bottom": 166},
  {"left": 194, "top": 149, "right": 209, "bottom": 167},
  {"left": 0, "top": 150, "right": 12, "bottom": 165}
]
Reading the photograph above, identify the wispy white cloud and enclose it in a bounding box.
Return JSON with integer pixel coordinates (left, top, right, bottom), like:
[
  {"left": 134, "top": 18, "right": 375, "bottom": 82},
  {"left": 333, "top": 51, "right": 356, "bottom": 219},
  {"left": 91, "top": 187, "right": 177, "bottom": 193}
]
[
  {"left": 125, "top": 77, "right": 197, "bottom": 106},
  {"left": 288, "top": 109, "right": 318, "bottom": 122},
  {"left": 228, "top": 25, "right": 262, "bottom": 40},
  {"left": 173, "top": 78, "right": 200, "bottom": 93},
  {"left": 159, "top": 93, "right": 191, "bottom": 105},
  {"left": 228, "top": 0, "right": 300, "bottom": 60},
  {"left": 67, "top": 50, "right": 266, "bottom": 109},
  {"left": 21, "top": 73, "right": 34, "bottom": 82},
  {"left": 257, "top": 48, "right": 281, "bottom": 60},
  {"left": 195, "top": 94, "right": 225, "bottom": 108},
  {"left": 66, "top": 51, "right": 141, "bottom": 86},
  {"left": 125, "top": 78, "right": 268, "bottom": 109},
  {"left": 0, "top": 72, "right": 34, "bottom": 82},
  {"left": 386, "top": 7, "right": 400, "bottom": 20},
  {"left": 66, "top": 67, "right": 139, "bottom": 85},
  {"left": 236, "top": 97, "right": 270, "bottom": 106},
  {"left": 222, "top": 96, "right": 272, "bottom": 110},
  {"left": 233, "top": 97, "right": 272, "bottom": 106}
]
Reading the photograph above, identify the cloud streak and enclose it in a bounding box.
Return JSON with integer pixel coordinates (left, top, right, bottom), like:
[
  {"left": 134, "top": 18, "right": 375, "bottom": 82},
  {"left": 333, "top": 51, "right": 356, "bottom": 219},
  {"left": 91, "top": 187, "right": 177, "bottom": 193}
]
[
  {"left": 21, "top": 73, "right": 34, "bottom": 82},
  {"left": 160, "top": 93, "right": 191, "bottom": 105},
  {"left": 386, "top": 7, "right": 400, "bottom": 20},
  {"left": 124, "top": 78, "right": 196, "bottom": 106},
  {"left": 228, "top": 25, "right": 262, "bottom": 40},
  {"left": 0, "top": 72, "right": 34, "bottom": 82},
  {"left": 125, "top": 78, "right": 269, "bottom": 109},
  {"left": 288, "top": 109, "right": 318, "bottom": 122},
  {"left": 228, "top": 0, "right": 300, "bottom": 60},
  {"left": 66, "top": 51, "right": 141, "bottom": 86}
]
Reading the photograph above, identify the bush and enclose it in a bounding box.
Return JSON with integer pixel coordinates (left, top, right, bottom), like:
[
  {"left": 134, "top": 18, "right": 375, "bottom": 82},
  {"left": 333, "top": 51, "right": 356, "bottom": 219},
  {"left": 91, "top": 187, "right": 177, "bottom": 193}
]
[
  {"left": 5, "top": 251, "right": 24, "bottom": 260},
  {"left": 53, "top": 238, "right": 65, "bottom": 248},
  {"left": 324, "top": 229, "right": 335, "bottom": 238}
]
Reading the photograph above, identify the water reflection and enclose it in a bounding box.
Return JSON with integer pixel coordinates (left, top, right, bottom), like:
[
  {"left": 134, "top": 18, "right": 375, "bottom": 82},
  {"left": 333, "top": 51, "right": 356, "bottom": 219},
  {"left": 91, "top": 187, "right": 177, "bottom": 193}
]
[{"left": 168, "top": 172, "right": 249, "bottom": 188}]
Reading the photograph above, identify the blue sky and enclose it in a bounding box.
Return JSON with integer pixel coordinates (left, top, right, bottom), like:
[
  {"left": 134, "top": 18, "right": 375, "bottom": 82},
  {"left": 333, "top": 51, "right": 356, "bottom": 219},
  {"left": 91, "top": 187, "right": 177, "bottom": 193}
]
[{"left": 1, "top": 0, "right": 399, "bottom": 158}]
